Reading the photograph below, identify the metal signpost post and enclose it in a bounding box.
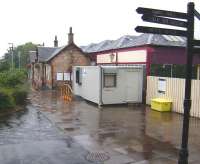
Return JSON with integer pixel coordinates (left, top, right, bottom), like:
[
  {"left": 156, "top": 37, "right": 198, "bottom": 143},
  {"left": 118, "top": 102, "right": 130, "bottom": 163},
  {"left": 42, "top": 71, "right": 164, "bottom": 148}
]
[{"left": 135, "top": 2, "right": 200, "bottom": 164}]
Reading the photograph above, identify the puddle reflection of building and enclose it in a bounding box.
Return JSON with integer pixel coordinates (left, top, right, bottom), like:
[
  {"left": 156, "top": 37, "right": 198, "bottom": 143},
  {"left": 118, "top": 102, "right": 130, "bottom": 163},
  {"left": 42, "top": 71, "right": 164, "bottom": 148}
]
[
  {"left": 144, "top": 109, "right": 179, "bottom": 159},
  {"left": 96, "top": 106, "right": 180, "bottom": 160},
  {"left": 97, "top": 106, "right": 147, "bottom": 148}
]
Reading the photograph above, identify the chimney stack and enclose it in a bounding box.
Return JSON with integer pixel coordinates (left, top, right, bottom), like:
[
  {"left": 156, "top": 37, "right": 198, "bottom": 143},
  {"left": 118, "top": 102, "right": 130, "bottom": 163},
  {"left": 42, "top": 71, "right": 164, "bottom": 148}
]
[
  {"left": 54, "top": 35, "right": 58, "bottom": 47},
  {"left": 68, "top": 27, "right": 74, "bottom": 45}
]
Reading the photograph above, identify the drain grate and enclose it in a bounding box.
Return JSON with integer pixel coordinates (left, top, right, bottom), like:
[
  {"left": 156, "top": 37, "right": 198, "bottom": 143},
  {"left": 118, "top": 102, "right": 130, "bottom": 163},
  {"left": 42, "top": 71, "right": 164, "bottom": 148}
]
[{"left": 85, "top": 151, "right": 110, "bottom": 162}]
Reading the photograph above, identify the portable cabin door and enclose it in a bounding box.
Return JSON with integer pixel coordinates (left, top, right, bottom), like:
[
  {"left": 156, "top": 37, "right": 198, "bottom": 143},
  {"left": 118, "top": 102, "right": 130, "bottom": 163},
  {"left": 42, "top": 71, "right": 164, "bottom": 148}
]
[{"left": 125, "top": 69, "right": 142, "bottom": 102}]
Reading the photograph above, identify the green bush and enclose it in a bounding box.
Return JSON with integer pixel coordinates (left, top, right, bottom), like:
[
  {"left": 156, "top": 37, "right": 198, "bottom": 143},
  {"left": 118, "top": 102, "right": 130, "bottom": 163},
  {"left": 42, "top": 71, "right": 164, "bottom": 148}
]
[
  {"left": 0, "top": 69, "right": 28, "bottom": 109},
  {"left": 0, "top": 69, "right": 27, "bottom": 87},
  {"left": 12, "top": 86, "right": 29, "bottom": 105},
  {"left": 0, "top": 60, "right": 10, "bottom": 72},
  {"left": 0, "top": 89, "right": 15, "bottom": 109}
]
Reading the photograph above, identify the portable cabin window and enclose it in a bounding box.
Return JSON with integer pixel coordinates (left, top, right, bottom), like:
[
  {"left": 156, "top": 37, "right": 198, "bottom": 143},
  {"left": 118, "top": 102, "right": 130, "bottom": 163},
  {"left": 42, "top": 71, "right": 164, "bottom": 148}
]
[
  {"left": 76, "top": 68, "right": 82, "bottom": 85},
  {"left": 104, "top": 73, "right": 117, "bottom": 88}
]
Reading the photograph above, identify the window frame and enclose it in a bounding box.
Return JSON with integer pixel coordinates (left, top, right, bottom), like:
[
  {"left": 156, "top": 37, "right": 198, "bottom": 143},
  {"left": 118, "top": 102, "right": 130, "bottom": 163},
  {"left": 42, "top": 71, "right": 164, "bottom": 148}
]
[
  {"left": 56, "top": 72, "right": 63, "bottom": 81},
  {"left": 76, "top": 68, "right": 82, "bottom": 85},
  {"left": 103, "top": 73, "right": 117, "bottom": 88}
]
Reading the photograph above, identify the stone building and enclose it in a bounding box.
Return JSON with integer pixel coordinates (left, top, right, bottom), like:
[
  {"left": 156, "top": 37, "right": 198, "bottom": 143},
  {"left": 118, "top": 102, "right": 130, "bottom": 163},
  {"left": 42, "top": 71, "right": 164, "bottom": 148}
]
[{"left": 29, "top": 27, "right": 91, "bottom": 89}]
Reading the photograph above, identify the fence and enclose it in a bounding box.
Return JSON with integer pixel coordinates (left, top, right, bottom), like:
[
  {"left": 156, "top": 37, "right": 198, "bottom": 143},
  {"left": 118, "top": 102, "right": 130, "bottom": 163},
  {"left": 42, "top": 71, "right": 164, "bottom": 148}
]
[
  {"left": 60, "top": 83, "right": 73, "bottom": 102},
  {"left": 146, "top": 76, "right": 200, "bottom": 118}
]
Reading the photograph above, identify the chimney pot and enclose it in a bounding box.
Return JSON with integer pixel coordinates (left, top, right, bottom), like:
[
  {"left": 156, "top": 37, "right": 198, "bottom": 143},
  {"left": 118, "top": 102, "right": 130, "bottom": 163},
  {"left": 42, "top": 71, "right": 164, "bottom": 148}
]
[
  {"left": 54, "top": 35, "right": 58, "bottom": 47},
  {"left": 68, "top": 27, "right": 74, "bottom": 45}
]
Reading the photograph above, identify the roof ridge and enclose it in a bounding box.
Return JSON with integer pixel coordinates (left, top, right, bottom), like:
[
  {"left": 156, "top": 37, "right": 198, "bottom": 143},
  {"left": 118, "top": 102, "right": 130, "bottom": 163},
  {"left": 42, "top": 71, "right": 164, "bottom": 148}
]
[{"left": 38, "top": 46, "right": 59, "bottom": 49}]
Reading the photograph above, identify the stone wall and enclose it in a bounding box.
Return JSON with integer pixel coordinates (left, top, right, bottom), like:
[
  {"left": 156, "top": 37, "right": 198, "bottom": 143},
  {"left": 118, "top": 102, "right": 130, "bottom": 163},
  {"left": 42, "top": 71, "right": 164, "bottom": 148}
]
[{"left": 49, "top": 45, "right": 90, "bottom": 88}]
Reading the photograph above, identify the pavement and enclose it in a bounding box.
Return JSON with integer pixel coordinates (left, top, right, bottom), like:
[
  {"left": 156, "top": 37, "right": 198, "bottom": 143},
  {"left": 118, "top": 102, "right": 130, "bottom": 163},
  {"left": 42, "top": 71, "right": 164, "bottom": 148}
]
[{"left": 28, "top": 90, "right": 200, "bottom": 164}]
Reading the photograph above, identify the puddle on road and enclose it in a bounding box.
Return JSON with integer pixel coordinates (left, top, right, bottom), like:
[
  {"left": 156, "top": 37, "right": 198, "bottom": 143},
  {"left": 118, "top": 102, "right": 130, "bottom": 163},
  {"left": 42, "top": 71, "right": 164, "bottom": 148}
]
[{"left": 30, "top": 90, "right": 200, "bottom": 163}]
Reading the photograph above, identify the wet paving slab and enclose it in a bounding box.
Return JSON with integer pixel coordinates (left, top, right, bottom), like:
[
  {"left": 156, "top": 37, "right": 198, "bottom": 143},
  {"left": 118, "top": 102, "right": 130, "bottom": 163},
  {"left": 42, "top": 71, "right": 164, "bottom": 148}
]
[
  {"left": 0, "top": 103, "right": 91, "bottom": 164},
  {"left": 29, "top": 90, "right": 200, "bottom": 164}
]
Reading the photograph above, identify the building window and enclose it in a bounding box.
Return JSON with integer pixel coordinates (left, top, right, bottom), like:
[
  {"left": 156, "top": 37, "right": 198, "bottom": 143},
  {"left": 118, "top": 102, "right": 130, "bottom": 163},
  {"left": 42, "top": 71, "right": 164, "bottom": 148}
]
[
  {"left": 64, "top": 73, "right": 71, "bottom": 81},
  {"left": 56, "top": 73, "right": 63, "bottom": 81},
  {"left": 104, "top": 73, "right": 117, "bottom": 88},
  {"left": 56, "top": 72, "right": 71, "bottom": 81}
]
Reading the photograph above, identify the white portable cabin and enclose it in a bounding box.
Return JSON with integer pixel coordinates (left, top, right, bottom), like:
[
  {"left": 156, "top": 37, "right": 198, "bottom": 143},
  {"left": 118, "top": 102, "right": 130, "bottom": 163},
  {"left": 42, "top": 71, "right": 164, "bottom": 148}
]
[{"left": 72, "top": 66, "right": 144, "bottom": 105}]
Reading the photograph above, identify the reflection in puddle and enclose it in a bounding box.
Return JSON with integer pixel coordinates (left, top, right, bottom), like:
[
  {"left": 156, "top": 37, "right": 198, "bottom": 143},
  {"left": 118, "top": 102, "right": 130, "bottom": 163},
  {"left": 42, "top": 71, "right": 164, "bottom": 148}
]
[{"left": 30, "top": 90, "right": 200, "bottom": 163}]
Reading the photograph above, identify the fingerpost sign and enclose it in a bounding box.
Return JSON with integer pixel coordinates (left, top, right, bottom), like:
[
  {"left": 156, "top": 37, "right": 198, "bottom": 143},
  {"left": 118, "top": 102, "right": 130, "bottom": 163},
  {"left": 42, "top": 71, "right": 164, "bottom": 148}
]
[{"left": 135, "top": 2, "right": 200, "bottom": 164}]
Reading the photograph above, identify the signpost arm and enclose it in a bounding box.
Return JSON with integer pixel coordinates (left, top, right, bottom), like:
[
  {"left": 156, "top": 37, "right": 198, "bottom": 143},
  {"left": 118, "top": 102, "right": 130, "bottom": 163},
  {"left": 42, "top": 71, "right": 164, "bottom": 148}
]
[
  {"left": 142, "top": 15, "right": 187, "bottom": 28},
  {"left": 178, "top": 2, "right": 194, "bottom": 164},
  {"left": 135, "top": 26, "right": 186, "bottom": 36},
  {"left": 194, "top": 9, "right": 200, "bottom": 20}
]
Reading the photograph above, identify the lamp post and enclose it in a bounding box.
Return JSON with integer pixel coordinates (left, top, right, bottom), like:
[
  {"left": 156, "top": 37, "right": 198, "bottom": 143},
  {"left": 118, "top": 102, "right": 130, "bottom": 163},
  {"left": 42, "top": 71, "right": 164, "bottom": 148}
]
[
  {"left": 18, "top": 51, "right": 21, "bottom": 69},
  {"left": 8, "top": 43, "right": 14, "bottom": 69}
]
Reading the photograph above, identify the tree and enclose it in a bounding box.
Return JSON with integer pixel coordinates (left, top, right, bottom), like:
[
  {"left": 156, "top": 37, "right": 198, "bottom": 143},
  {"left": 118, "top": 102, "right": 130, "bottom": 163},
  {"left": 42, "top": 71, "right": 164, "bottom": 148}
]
[
  {"left": 0, "top": 59, "right": 10, "bottom": 72},
  {"left": 15, "top": 42, "right": 37, "bottom": 69},
  {"left": 1, "top": 42, "right": 37, "bottom": 70}
]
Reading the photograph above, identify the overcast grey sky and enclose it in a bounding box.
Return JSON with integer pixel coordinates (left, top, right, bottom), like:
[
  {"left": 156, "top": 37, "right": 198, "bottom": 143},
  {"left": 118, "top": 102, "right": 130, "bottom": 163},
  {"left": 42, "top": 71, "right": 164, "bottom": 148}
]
[{"left": 0, "top": 0, "right": 200, "bottom": 57}]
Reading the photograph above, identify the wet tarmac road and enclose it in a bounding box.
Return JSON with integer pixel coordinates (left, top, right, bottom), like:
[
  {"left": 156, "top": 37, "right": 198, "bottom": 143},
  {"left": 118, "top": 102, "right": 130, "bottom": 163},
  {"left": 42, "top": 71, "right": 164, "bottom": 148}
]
[
  {"left": 29, "top": 90, "right": 200, "bottom": 164},
  {"left": 0, "top": 104, "right": 90, "bottom": 164}
]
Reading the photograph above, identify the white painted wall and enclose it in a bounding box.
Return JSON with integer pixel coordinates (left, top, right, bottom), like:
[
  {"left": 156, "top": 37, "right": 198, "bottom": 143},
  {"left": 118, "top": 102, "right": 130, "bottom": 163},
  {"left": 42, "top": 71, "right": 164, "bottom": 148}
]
[
  {"left": 73, "top": 66, "right": 101, "bottom": 104},
  {"left": 102, "top": 68, "right": 143, "bottom": 104},
  {"left": 73, "top": 66, "right": 143, "bottom": 105},
  {"left": 97, "top": 53, "right": 117, "bottom": 64},
  {"left": 96, "top": 50, "right": 147, "bottom": 64},
  {"left": 118, "top": 50, "right": 147, "bottom": 63}
]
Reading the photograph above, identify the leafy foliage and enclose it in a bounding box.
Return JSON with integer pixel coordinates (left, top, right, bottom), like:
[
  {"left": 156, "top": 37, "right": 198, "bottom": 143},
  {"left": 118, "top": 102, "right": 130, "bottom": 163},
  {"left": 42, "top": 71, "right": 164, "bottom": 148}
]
[
  {"left": 0, "top": 42, "right": 37, "bottom": 70},
  {"left": 12, "top": 84, "right": 29, "bottom": 105},
  {"left": 0, "top": 42, "right": 36, "bottom": 110},
  {"left": 0, "top": 60, "right": 10, "bottom": 72},
  {"left": 0, "top": 88, "right": 15, "bottom": 109},
  {"left": 15, "top": 42, "right": 37, "bottom": 68},
  {"left": 0, "top": 69, "right": 27, "bottom": 87},
  {"left": 0, "top": 69, "right": 28, "bottom": 109}
]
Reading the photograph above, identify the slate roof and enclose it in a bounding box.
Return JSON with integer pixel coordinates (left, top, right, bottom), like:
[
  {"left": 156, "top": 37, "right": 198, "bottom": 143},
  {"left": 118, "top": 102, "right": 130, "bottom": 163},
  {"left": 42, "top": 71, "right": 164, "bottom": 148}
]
[
  {"left": 46, "top": 46, "right": 66, "bottom": 61},
  {"left": 37, "top": 46, "right": 59, "bottom": 62},
  {"left": 30, "top": 34, "right": 186, "bottom": 63},
  {"left": 81, "top": 34, "right": 186, "bottom": 53}
]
